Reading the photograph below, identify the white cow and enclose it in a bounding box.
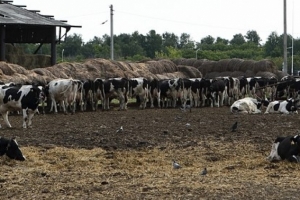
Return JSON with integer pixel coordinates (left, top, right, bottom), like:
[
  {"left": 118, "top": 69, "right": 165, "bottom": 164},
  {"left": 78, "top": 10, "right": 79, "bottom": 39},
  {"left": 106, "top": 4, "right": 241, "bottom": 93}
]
[
  {"left": 264, "top": 98, "right": 298, "bottom": 114},
  {"left": 230, "top": 97, "right": 262, "bottom": 114},
  {"left": 47, "top": 78, "right": 79, "bottom": 114}
]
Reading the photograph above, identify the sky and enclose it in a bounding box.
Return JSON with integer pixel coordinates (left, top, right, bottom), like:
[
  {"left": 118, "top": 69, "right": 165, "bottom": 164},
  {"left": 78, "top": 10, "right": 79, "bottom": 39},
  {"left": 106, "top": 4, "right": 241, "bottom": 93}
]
[{"left": 13, "top": 0, "right": 300, "bottom": 45}]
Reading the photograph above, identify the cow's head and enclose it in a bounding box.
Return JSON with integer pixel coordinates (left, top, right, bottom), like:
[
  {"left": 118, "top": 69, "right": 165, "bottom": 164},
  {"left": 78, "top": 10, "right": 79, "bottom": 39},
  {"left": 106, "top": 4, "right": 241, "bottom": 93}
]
[
  {"left": 287, "top": 98, "right": 299, "bottom": 112},
  {"left": 0, "top": 137, "right": 25, "bottom": 161},
  {"left": 290, "top": 134, "right": 300, "bottom": 147},
  {"left": 257, "top": 98, "right": 270, "bottom": 109}
]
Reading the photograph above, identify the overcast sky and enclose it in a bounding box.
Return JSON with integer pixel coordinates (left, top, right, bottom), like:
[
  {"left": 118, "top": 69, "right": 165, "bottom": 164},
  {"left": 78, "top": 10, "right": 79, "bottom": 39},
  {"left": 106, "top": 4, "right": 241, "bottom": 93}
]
[{"left": 14, "top": 0, "right": 299, "bottom": 45}]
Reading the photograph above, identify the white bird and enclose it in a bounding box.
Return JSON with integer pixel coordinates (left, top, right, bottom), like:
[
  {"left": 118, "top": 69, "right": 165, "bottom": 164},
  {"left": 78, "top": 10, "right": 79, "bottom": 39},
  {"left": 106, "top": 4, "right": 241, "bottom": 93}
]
[
  {"left": 200, "top": 167, "right": 207, "bottom": 175},
  {"left": 172, "top": 160, "right": 181, "bottom": 169},
  {"left": 116, "top": 126, "right": 123, "bottom": 133}
]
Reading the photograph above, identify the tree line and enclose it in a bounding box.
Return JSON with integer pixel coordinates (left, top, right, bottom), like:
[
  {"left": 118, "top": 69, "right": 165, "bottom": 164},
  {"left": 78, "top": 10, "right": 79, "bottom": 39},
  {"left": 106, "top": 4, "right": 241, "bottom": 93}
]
[{"left": 19, "top": 30, "right": 300, "bottom": 74}]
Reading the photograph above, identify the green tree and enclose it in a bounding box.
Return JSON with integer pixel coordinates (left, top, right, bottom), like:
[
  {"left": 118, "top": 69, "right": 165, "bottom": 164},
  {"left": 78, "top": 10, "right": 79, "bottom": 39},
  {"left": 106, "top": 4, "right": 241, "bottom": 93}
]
[
  {"left": 201, "top": 35, "right": 215, "bottom": 45},
  {"left": 144, "top": 30, "right": 162, "bottom": 58},
  {"left": 230, "top": 33, "right": 246, "bottom": 45},
  {"left": 244, "top": 30, "right": 261, "bottom": 45}
]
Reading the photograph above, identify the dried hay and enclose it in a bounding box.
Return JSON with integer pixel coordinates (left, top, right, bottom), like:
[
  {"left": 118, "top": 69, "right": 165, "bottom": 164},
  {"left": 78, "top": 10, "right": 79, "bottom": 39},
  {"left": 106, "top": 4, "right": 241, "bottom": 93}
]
[
  {"left": 230, "top": 71, "right": 246, "bottom": 77},
  {"left": 255, "top": 71, "right": 277, "bottom": 78},
  {"left": 253, "top": 60, "right": 277, "bottom": 74},
  {"left": 146, "top": 59, "right": 178, "bottom": 74},
  {"left": 177, "top": 65, "right": 202, "bottom": 78}
]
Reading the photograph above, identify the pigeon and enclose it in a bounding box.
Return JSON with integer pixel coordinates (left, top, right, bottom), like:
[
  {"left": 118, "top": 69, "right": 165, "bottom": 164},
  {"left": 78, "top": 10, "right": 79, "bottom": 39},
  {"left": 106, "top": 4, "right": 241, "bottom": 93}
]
[
  {"left": 231, "top": 121, "right": 238, "bottom": 132},
  {"left": 116, "top": 126, "right": 123, "bottom": 133},
  {"left": 172, "top": 160, "right": 181, "bottom": 169},
  {"left": 200, "top": 167, "right": 207, "bottom": 175}
]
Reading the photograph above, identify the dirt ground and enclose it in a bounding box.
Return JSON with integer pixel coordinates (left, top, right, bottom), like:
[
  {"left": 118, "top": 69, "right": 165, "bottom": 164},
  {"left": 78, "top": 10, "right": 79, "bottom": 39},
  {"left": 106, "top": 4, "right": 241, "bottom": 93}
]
[{"left": 0, "top": 103, "right": 300, "bottom": 199}]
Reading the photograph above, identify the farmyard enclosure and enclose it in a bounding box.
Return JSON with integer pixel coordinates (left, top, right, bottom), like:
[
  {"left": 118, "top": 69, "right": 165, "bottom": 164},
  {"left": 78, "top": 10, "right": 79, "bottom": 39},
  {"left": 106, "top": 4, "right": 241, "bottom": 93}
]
[{"left": 0, "top": 105, "right": 299, "bottom": 199}]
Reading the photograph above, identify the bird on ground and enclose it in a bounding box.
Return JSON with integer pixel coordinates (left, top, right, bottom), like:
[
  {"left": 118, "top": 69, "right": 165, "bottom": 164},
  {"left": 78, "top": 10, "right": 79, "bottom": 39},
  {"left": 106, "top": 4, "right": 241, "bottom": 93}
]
[
  {"left": 200, "top": 167, "right": 207, "bottom": 175},
  {"left": 172, "top": 160, "right": 181, "bottom": 169},
  {"left": 231, "top": 121, "right": 238, "bottom": 132},
  {"left": 116, "top": 126, "right": 123, "bottom": 133}
]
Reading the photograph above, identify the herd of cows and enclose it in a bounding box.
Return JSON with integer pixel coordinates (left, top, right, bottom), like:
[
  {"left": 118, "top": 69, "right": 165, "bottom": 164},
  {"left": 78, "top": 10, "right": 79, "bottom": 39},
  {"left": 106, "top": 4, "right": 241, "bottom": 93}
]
[{"left": 1, "top": 75, "right": 300, "bottom": 163}]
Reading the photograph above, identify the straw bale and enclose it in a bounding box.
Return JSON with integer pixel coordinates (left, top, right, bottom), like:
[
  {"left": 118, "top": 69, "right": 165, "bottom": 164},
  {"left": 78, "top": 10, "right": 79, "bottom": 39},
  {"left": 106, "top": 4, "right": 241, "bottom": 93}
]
[
  {"left": 239, "top": 60, "right": 255, "bottom": 72},
  {"left": 244, "top": 70, "right": 255, "bottom": 77},
  {"left": 275, "top": 70, "right": 288, "bottom": 80},
  {"left": 177, "top": 65, "right": 202, "bottom": 78},
  {"left": 255, "top": 71, "right": 277, "bottom": 79},
  {"left": 146, "top": 59, "right": 178, "bottom": 74},
  {"left": 0, "top": 62, "right": 16, "bottom": 75},
  {"left": 230, "top": 71, "right": 246, "bottom": 77},
  {"left": 253, "top": 60, "right": 277, "bottom": 74},
  {"left": 205, "top": 72, "right": 221, "bottom": 79}
]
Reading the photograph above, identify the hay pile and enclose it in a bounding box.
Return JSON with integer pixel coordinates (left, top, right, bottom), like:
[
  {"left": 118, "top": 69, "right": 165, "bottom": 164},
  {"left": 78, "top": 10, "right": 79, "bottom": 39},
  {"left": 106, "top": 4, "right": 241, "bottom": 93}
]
[
  {"left": 174, "top": 58, "right": 284, "bottom": 79},
  {"left": 0, "top": 58, "right": 203, "bottom": 85}
]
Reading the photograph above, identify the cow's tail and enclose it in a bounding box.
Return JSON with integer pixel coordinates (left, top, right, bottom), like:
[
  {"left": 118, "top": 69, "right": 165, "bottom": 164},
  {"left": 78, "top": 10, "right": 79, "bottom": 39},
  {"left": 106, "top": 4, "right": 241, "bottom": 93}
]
[{"left": 60, "top": 79, "right": 73, "bottom": 95}]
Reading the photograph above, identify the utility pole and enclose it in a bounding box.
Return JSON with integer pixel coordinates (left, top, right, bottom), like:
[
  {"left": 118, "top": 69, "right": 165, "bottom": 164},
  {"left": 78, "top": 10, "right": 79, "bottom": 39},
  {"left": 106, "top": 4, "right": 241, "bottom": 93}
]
[
  {"left": 283, "top": 0, "right": 288, "bottom": 74},
  {"left": 110, "top": 4, "right": 114, "bottom": 60}
]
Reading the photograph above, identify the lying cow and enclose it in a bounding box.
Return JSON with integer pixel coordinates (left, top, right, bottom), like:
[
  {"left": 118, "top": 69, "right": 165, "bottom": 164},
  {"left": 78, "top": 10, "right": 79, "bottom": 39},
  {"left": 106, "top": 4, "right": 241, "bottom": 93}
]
[
  {"left": 0, "top": 137, "right": 25, "bottom": 161},
  {"left": 230, "top": 97, "right": 268, "bottom": 114},
  {"left": 267, "top": 134, "right": 300, "bottom": 162},
  {"left": 264, "top": 98, "right": 298, "bottom": 114}
]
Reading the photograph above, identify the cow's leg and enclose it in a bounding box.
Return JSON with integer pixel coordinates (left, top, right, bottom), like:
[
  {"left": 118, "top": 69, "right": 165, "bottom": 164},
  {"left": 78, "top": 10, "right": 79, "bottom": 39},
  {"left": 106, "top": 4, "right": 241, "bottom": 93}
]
[
  {"left": 220, "top": 92, "right": 224, "bottom": 107},
  {"left": 2, "top": 111, "right": 12, "bottom": 128},
  {"left": 27, "top": 109, "right": 36, "bottom": 128},
  {"left": 157, "top": 92, "right": 161, "bottom": 108}
]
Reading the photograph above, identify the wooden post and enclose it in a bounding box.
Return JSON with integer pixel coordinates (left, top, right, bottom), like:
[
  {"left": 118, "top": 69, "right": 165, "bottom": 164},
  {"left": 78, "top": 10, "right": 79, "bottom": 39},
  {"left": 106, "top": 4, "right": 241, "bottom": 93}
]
[
  {"left": 0, "top": 25, "right": 5, "bottom": 61},
  {"left": 50, "top": 26, "right": 56, "bottom": 65}
]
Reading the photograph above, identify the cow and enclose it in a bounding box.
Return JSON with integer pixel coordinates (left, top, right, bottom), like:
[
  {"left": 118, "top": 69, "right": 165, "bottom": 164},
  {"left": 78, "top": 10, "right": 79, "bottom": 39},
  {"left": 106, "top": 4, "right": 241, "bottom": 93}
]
[
  {"left": 190, "top": 78, "right": 202, "bottom": 107},
  {"left": 148, "top": 78, "right": 159, "bottom": 108},
  {"left": 264, "top": 98, "right": 298, "bottom": 114},
  {"left": 221, "top": 77, "right": 240, "bottom": 106},
  {"left": 157, "top": 78, "right": 183, "bottom": 108},
  {"left": 180, "top": 78, "right": 192, "bottom": 108},
  {"left": 208, "top": 79, "right": 226, "bottom": 107},
  {"left": 47, "top": 78, "right": 79, "bottom": 114},
  {"left": 82, "top": 79, "right": 95, "bottom": 111},
  {"left": 0, "top": 137, "right": 26, "bottom": 161},
  {"left": 238, "top": 76, "right": 249, "bottom": 98},
  {"left": 230, "top": 97, "right": 268, "bottom": 114},
  {"left": 129, "top": 77, "right": 149, "bottom": 109},
  {"left": 0, "top": 84, "right": 42, "bottom": 128},
  {"left": 94, "top": 77, "right": 129, "bottom": 111},
  {"left": 267, "top": 134, "right": 300, "bottom": 162}
]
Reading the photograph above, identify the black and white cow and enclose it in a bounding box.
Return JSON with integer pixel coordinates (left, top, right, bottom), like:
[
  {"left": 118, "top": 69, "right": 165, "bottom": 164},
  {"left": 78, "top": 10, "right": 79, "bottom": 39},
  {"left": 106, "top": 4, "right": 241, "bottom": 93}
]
[
  {"left": 222, "top": 77, "right": 240, "bottom": 106},
  {"left": 94, "top": 77, "right": 129, "bottom": 110},
  {"left": 47, "top": 78, "right": 79, "bottom": 114},
  {"left": 267, "top": 134, "right": 300, "bottom": 162},
  {"left": 238, "top": 76, "right": 249, "bottom": 98},
  {"left": 0, "top": 137, "right": 26, "bottom": 161},
  {"left": 230, "top": 97, "right": 267, "bottom": 114},
  {"left": 208, "top": 79, "right": 226, "bottom": 107},
  {"left": 264, "top": 98, "right": 298, "bottom": 114},
  {"left": 129, "top": 77, "right": 149, "bottom": 109},
  {"left": 157, "top": 78, "right": 183, "bottom": 108},
  {"left": 82, "top": 79, "right": 95, "bottom": 111},
  {"left": 180, "top": 78, "right": 192, "bottom": 108},
  {"left": 148, "top": 78, "right": 159, "bottom": 108},
  {"left": 0, "top": 84, "right": 42, "bottom": 128}
]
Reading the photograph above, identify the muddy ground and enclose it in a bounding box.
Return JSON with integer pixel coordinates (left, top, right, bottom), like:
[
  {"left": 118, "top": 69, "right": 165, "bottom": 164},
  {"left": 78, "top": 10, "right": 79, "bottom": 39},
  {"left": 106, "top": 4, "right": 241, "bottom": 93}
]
[{"left": 0, "top": 104, "right": 300, "bottom": 199}]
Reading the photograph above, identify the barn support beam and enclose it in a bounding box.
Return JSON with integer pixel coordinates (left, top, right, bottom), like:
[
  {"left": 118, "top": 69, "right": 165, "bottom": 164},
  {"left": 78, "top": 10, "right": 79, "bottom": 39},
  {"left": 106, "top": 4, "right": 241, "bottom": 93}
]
[
  {"left": 50, "top": 26, "right": 56, "bottom": 65},
  {"left": 0, "top": 25, "right": 5, "bottom": 62}
]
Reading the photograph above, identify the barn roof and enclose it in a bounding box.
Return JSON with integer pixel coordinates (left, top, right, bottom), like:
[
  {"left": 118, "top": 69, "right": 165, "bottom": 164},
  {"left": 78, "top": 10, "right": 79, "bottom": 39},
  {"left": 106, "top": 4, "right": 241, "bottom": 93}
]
[
  {"left": 0, "top": 1, "right": 82, "bottom": 65},
  {"left": 0, "top": 2, "right": 81, "bottom": 28}
]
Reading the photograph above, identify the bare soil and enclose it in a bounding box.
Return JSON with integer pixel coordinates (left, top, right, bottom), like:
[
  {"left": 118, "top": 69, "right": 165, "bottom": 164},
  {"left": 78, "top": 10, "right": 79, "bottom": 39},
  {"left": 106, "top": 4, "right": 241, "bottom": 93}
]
[{"left": 0, "top": 104, "right": 300, "bottom": 199}]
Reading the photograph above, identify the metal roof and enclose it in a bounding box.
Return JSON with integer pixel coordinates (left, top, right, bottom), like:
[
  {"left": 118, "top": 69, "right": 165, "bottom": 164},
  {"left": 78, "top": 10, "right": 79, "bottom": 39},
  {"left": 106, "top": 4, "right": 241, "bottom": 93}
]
[{"left": 0, "top": 2, "right": 81, "bottom": 28}]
